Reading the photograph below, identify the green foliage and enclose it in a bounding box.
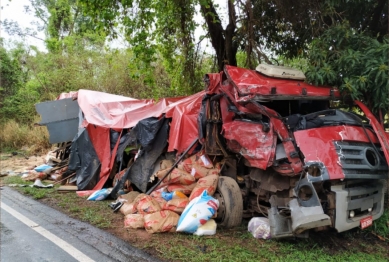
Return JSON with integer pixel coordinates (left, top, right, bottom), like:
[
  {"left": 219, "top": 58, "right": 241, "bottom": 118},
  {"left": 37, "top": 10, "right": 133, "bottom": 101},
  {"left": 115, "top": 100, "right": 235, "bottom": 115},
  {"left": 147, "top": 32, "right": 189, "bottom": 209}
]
[
  {"left": 306, "top": 23, "right": 389, "bottom": 115},
  {"left": 0, "top": 45, "right": 26, "bottom": 110},
  {"left": 250, "top": 0, "right": 388, "bottom": 60}
]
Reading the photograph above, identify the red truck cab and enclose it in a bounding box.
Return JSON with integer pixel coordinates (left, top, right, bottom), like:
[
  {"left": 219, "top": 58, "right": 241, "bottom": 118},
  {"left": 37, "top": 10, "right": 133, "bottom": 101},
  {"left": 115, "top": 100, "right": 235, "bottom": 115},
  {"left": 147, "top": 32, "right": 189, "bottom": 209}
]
[{"left": 202, "top": 64, "right": 388, "bottom": 237}]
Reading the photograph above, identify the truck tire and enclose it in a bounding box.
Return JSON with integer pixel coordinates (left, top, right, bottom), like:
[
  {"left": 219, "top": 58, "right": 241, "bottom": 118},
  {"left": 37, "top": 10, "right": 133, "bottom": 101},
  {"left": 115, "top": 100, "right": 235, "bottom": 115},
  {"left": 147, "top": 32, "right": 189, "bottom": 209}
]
[{"left": 214, "top": 176, "right": 243, "bottom": 227}]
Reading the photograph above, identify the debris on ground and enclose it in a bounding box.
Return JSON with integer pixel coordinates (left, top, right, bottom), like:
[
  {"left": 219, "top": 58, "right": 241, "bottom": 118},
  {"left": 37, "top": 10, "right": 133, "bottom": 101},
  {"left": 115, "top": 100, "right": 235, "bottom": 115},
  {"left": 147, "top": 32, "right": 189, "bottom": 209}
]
[{"left": 248, "top": 217, "right": 271, "bottom": 239}]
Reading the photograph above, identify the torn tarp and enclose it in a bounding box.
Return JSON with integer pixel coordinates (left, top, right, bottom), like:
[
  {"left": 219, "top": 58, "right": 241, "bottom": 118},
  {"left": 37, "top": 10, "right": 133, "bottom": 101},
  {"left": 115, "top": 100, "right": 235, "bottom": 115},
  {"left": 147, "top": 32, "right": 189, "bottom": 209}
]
[
  {"left": 68, "top": 129, "right": 101, "bottom": 190},
  {"left": 111, "top": 117, "right": 170, "bottom": 196}
]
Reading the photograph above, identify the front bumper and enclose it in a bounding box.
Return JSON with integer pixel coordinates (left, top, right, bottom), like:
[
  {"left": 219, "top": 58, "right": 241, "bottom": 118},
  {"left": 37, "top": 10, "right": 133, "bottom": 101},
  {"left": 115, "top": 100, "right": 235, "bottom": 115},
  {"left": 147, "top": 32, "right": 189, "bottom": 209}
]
[{"left": 331, "top": 180, "right": 385, "bottom": 232}]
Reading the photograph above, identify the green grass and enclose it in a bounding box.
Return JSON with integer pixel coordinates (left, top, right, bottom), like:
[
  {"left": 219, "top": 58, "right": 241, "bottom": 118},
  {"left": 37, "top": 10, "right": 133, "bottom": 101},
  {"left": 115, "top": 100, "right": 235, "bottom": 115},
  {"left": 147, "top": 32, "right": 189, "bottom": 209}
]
[
  {"left": 3, "top": 176, "right": 32, "bottom": 185},
  {"left": 1, "top": 176, "right": 387, "bottom": 261},
  {"left": 153, "top": 232, "right": 388, "bottom": 262},
  {"left": 3, "top": 176, "right": 56, "bottom": 199},
  {"left": 49, "top": 192, "right": 112, "bottom": 228},
  {"left": 368, "top": 207, "right": 389, "bottom": 240}
]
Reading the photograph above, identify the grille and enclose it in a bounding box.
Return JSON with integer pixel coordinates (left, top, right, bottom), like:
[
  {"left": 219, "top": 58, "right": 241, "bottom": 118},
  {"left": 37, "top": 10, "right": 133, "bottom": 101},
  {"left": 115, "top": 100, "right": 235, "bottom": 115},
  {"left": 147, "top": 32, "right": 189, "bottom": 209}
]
[{"left": 334, "top": 141, "right": 388, "bottom": 179}]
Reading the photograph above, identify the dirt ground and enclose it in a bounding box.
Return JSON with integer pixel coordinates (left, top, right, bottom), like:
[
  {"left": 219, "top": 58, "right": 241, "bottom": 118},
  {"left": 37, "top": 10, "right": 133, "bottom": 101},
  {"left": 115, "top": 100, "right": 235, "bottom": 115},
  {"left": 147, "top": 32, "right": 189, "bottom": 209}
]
[
  {"left": 1, "top": 153, "right": 388, "bottom": 261},
  {"left": 0, "top": 153, "right": 47, "bottom": 175}
]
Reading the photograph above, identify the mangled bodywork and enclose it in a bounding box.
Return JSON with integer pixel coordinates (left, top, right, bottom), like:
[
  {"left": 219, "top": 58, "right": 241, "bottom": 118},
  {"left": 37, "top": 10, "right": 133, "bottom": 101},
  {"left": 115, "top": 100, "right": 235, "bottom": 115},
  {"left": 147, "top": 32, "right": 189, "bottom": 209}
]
[{"left": 37, "top": 65, "right": 388, "bottom": 237}]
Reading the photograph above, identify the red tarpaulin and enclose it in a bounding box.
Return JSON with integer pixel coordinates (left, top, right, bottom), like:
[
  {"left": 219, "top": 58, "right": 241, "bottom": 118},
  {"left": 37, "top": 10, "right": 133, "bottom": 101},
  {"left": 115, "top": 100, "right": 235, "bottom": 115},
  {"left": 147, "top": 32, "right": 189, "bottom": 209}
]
[{"left": 74, "top": 89, "right": 198, "bottom": 190}]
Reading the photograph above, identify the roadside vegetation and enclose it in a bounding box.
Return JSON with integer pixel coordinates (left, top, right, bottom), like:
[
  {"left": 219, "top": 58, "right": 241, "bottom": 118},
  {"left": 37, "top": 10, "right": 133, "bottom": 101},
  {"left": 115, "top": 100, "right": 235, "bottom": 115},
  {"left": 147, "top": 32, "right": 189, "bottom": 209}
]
[
  {"left": 0, "top": 1, "right": 388, "bottom": 261},
  {"left": 1, "top": 176, "right": 388, "bottom": 262}
]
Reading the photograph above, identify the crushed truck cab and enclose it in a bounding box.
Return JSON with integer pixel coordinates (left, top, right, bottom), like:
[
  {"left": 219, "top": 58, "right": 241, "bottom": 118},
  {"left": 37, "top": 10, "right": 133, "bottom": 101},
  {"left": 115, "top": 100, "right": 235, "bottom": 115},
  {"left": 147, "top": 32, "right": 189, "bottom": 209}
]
[
  {"left": 198, "top": 64, "right": 388, "bottom": 238},
  {"left": 37, "top": 64, "right": 388, "bottom": 238}
]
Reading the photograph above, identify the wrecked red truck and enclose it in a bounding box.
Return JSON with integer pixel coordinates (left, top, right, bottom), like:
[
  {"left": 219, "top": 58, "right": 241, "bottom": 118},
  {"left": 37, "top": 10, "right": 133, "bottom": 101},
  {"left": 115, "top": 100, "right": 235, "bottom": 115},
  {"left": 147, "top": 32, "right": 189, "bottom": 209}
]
[{"left": 37, "top": 64, "right": 389, "bottom": 238}]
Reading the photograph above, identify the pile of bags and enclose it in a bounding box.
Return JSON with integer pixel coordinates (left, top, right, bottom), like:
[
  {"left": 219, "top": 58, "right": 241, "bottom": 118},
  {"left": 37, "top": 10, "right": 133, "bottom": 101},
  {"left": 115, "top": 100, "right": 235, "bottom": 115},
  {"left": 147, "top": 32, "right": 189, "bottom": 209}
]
[{"left": 118, "top": 150, "right": 221, "bottom": 234}]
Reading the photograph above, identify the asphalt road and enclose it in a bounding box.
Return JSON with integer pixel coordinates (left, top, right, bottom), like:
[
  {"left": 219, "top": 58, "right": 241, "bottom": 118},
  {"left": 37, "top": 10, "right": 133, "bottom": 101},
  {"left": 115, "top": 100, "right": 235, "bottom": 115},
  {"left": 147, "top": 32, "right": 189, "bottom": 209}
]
[{"left": 0, "top": 187, "right": 160, "bottom": 262}]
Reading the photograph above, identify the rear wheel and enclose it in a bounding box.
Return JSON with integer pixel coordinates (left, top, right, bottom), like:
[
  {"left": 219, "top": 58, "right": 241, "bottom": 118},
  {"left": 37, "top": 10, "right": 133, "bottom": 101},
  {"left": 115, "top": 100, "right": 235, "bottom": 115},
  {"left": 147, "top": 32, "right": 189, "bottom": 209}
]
[{"left": 214, "top": 176, "right": 243, "bottom": 227}]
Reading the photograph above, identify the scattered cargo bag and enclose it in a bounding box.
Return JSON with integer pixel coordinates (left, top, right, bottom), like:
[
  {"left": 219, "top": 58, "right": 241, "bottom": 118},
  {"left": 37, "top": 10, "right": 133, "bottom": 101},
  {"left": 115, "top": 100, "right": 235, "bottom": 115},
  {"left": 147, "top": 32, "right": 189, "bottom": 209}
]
[
  {"left": 167, "top": 183, "right": 196, "bottom": 195},
  {"left": 177, "top": 190, "right": 219, "bottom": 233},
  {"left": 150, "top": 186, "right": 167, "bottom": 198},
  {"left": 132, "top": 193, "right": 147, "bottom": 210},
  {"left": 156, "top": 168, "right": 196, "bottom": 185},
  {"left": 152, "top": 196, "right": 167, "bottom": 208},
  {"left": 137, "top": 195, "right": 162, "bottom": 215},
  {"left": 124, "top": 214, "right": 144, "bottom": 229},
  {"left": 118, "top": 191, "right": 140, "bottom": 203},
  {"left": 160, "top": 159, "right": 174, "bottom": 170},
  {"left": 34, "top": 164, "right": 52, "bottom": 172},
  {"left": 163, "top": 198, "right": 189, "bottom": 214},
  {"left": 87, "top": 188, "right": 112, "bottom": 201},
  {"left": 190, "top": 163, "right": 220, "bottom": 179},
  {"left": 193, "top": 219, "right": 217, "bottom": 236},
  {"left": 248, "top": 217, "right": 271, "bottom": 239},
  {"left": 178, "top": 150, "right": 213, "bottom": 172},
  {"left": 189, "top": 174, "right": 219, "bottom": 201},
  {"left": 119, "top": 202, "right": 137, "bottom": 215},
  {"left": 161, "top": 191, "right": 187, "bottom": 201},
  {"left": 144, "top": 210, "right": 180, "bottom": 233}
]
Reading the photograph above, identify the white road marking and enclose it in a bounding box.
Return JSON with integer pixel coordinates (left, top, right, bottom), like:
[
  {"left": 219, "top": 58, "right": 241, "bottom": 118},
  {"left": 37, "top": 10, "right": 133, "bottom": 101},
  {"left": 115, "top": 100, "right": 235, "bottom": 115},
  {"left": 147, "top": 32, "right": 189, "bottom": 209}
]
[{"left": 1, "top": 202, "right": 95, "bottom": 262}]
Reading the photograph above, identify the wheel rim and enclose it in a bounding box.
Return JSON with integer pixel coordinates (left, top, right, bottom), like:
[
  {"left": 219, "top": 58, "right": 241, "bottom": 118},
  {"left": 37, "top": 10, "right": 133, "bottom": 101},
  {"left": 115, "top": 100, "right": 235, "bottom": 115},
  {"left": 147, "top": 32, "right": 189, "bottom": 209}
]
[{"left": 213, "top": 191, "right": 226, "bottom": 223}]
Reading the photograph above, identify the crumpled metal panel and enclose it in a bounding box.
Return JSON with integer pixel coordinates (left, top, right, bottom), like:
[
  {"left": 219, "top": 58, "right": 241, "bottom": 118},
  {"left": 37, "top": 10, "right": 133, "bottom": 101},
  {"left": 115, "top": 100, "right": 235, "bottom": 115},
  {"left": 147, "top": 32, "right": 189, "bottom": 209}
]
[
  {"left": 35, "top": 98, "right": 79, "bottom": 144},
  {"left": 224, "top": 65, "right": 340, "bottom": 100},
  {"left": 355, "top": 100, "right": 389, "bottom": 165},
  {"left": 222, "top": 120, "right": 276, "bottom": 169},
  {"left": 294, "top": 125, "right": 379, "bottom": 180}
]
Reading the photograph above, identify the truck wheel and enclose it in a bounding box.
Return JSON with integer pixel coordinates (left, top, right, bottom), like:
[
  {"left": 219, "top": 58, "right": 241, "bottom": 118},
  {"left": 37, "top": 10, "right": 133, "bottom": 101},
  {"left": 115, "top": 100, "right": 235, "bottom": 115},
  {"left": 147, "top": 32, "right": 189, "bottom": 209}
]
[{"left": 214, "top": 176, "right": 243, "bottom": 227}]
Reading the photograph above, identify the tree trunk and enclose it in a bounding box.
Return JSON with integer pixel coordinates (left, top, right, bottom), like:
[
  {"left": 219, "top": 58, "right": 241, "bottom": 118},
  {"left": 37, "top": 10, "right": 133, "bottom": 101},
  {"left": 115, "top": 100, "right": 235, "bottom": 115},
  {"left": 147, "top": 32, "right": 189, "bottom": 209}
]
[{"left": 200, "top": 1, "right": 238, "bottom": 72}]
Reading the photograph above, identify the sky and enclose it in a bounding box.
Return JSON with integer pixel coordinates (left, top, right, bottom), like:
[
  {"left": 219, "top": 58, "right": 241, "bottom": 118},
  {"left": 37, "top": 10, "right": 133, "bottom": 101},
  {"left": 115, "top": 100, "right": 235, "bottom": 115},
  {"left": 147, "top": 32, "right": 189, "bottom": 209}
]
[
  {"left": 1, "top": 0, "right": 46, "bottom": 49},
  {"left": 0, "top": 0, "right": 227, "bottom": 52}
]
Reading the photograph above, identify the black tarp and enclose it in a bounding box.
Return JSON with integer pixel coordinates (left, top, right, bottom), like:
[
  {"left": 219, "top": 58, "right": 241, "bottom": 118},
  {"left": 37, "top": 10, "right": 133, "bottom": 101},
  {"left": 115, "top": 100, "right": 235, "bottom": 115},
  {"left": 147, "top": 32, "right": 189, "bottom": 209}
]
[
  {"left": 68, "top": 129, "right": 101, "bottom": 190},
  {"left": 110, "top": 117, "right": 170, "bottom": 197}
]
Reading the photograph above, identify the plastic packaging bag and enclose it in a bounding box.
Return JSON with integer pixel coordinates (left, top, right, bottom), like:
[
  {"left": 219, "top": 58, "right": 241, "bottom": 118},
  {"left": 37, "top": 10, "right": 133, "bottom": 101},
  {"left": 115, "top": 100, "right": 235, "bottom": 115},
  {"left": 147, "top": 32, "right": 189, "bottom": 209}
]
[
  {"left": 193, "top": 219, "right": 217, "bottom": 236},
  {"left": 248, "top": 217, "right": 271, "bottom": 239},
  {"left": 34, "top": 164, "right": 52, "bottom": 172},
  {"left": 161, "top": 191, "right": 187, "bottom": 201},
  {"left": 176, "top": 190, "right": 219, "bottom": 233},
  {"left": 87, "top": 188, "right": 112, "bottom": 201}
]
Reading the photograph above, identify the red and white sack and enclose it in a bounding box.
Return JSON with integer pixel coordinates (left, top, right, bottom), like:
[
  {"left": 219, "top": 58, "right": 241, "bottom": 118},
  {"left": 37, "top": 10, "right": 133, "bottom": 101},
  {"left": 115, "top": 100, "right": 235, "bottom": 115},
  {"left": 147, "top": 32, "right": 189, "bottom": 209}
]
[
  {"left": 118, "top": 191, "right": 140, "bottom": 203},
  {"left": 167, "top": 183, "right": 196, "bottom": 195},
  {"left": 124, "top": 214, "right": 144, "bottom": 229},
  {"left": 189, "top": 174, "right": 219, "bottom": 201},
  {"left": 190, "top": 163, "right": 220, "bottom": 179},
  {"left": 152, "top": 196, "right": 167, "bottom": 208},
  {"left": 144, "top": 210, "right": 180, "bottom": 233},
  {"left": 136, "top": 195, "right": 162, "bottom": 215},
  {"left": 163, "top": 198, "right": 189, "bottom": 214},
  {"left": 119, "top": 202, "right": 137, "bottom": 215},
  {"left": 178, "top": 151, "right": 214, "bottom": 173},
  {"left": 160, "top": 159, "right": 174, "bottom": 170},
  {"left": 156, "top": 168, "right": 195, "bottom": 185}
]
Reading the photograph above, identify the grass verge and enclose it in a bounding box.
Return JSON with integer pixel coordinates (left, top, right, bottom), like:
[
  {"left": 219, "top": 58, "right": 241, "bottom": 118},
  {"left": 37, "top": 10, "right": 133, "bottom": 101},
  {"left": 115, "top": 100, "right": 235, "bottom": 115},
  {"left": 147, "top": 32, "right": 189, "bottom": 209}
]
[{"left": 1, "top": 176, "right": 388, "bottom": 262}]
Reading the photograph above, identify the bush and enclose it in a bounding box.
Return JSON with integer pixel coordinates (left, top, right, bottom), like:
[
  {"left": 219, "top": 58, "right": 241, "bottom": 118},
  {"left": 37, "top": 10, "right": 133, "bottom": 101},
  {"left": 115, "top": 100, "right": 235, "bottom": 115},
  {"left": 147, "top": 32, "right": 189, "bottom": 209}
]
[{"left": 0, "top": 118, "right": 51, "bottom": 154}]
